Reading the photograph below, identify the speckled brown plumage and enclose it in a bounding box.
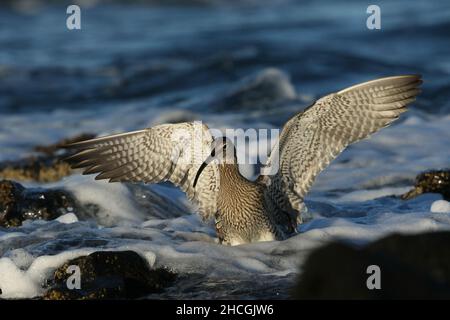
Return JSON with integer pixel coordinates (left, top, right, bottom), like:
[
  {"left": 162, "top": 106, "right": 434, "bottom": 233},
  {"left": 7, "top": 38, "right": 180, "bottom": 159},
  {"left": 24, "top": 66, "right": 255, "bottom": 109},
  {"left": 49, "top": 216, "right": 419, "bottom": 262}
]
[{"left": 65, "top": 75, "right": 422, "bottom": 246}]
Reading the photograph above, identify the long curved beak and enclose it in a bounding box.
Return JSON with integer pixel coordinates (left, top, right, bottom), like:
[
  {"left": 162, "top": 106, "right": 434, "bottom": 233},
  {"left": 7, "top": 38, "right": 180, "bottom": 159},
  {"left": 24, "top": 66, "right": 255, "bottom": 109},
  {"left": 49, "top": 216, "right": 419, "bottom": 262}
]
[{"left": 193, "top": 149, "right": 216, "bottom": 188}]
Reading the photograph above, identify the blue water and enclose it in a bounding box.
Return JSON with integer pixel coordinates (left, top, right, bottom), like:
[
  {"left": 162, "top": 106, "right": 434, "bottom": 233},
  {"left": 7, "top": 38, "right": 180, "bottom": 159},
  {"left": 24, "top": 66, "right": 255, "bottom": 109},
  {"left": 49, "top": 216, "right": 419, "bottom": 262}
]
[{"left": 1, "top": 0, "right": 449, "bottom": 115}]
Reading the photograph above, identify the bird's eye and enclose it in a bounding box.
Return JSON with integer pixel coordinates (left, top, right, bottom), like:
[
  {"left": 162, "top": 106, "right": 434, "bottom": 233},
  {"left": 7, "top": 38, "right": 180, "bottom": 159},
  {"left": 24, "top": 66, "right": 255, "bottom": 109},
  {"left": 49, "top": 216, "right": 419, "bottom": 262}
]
[{"left": 211, "top": 149, "right": 216, "bottom": 157}]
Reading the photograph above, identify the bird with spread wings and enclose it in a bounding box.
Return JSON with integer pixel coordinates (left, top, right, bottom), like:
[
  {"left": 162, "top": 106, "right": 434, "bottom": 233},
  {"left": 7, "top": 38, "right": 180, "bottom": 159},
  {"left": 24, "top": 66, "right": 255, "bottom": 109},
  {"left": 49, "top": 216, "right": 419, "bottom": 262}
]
[{"left": 65, "top": 75, "right": 422, "bottom": 245}]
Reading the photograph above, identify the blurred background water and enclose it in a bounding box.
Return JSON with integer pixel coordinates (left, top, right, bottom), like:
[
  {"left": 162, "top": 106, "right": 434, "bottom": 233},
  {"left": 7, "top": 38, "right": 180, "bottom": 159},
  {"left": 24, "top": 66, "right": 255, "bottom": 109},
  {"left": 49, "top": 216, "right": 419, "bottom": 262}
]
[{"left": 1, "top": 0, "right": 449, "bottom": 114}]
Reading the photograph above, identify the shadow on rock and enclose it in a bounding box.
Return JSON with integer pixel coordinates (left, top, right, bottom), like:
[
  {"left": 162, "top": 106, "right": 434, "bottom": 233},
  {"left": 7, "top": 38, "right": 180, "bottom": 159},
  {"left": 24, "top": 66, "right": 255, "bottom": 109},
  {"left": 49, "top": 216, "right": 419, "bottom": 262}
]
[
  {"left": 292, "top": 231, "right": 450, "bottom": 299},
  {"left": 43, "top": 250, "right": 176, "bottom": 300}
]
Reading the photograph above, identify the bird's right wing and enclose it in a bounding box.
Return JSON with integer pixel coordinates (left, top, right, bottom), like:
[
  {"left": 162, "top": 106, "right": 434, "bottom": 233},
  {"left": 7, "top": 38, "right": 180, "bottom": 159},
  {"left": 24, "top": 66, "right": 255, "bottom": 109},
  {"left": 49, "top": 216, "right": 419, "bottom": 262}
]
[
  {"left": 64, "top": 122, "right": 219, "bottom": 221},
  {"left": 263, "top": 75, "right": 422, "bottom": 228}
]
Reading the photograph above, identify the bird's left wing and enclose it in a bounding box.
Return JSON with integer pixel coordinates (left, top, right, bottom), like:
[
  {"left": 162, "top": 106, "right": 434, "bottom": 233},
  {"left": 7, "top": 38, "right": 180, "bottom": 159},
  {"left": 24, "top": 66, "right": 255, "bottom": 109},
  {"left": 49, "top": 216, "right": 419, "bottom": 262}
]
[
  {"left": 64, "top": 122, "right": 219, "bottom": 221},
  {"left": 263, "top": 75, "right": 422, "bottom": 228}
]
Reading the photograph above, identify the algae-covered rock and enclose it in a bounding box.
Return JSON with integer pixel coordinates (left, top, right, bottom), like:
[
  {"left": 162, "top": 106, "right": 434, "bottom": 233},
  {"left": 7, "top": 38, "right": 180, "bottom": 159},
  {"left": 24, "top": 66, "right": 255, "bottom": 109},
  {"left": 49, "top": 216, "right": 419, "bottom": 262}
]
[
  {"left": 0, "top": 158, "right": 72, "bottom": 183},
  {"left": 43, "top": 250, "right": 176, "bottom": 300},
  {"left": 292, "top": 231, "right": 450, "bottom": 299},
  {"left": 0, "top": 133, "right": 95, "bottom": 183},
  {"left": 0, "top": 180, "right": 82, "bottom": 227},
  {"left": 401, "top": 169, "right": 450, "bottom": 201}
]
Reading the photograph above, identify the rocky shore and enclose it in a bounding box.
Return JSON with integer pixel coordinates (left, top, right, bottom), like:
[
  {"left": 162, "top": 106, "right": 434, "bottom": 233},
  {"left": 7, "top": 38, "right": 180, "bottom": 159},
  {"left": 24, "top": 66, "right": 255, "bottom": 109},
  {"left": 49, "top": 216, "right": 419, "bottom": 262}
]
[
  {"left": 1, "top": 135, "right": 450, "bottom": 299},
  {"left": 43, "top": 250, "right": 176, "bottom": 300}
]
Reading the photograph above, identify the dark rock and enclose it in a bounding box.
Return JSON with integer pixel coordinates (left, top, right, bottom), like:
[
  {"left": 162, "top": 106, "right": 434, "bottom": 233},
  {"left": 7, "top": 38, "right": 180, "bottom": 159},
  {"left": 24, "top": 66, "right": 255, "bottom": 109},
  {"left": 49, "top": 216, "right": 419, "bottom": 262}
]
[
  {"left": 292, "top": 231, "right": 450, "bottom": 299},
  {"left": 43, "top": 250, "right": 176, "bottom": 300},
  {"left": 0, "top": 180, "right": 84, "bottom": 227},
  {"left": 401, "top": 169, "right": 450, "bottom": 201},
  {"left": 0, "top": 133, "right": 95, "bottom": 183}
]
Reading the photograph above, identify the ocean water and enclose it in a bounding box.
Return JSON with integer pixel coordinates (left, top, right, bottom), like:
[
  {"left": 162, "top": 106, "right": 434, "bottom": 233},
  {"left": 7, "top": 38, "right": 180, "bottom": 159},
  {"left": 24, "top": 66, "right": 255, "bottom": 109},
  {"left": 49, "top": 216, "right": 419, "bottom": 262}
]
[{"left": 1, "top": 0, "right": 450, "bottom": 299}]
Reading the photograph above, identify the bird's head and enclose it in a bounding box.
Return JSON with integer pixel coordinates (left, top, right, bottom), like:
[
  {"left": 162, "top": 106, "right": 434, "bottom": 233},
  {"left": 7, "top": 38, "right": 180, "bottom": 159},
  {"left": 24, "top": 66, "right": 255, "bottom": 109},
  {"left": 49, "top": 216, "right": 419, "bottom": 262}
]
[{"left": 193, "top": 136, "right": 236, "bottom": 188}]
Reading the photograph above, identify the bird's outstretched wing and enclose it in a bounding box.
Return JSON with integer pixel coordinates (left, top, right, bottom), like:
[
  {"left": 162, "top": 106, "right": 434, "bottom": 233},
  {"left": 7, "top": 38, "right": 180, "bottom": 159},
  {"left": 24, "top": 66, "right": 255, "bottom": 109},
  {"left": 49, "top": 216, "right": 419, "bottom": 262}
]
[
  {"left": 64, "top": 122, "right": 219, "bottom": 221},
  {"left": 263, "top": 75, "right": 422, "bottom": 227}
]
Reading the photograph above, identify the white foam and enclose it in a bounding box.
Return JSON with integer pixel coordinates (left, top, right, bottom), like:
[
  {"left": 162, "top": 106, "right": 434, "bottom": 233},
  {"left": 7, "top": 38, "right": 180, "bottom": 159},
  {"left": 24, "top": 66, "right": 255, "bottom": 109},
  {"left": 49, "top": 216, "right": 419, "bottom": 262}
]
[
  {"left": 0, "top": 249, "right": 95, "bottom": 298},
  {"left": 60, "top": 175, "right": 148, "bottom": 226},
  {"left": 0, "top": 258, "right": 38, "bottom": 299},
  {"left": 5, "top": 248, "right": 35, "bottom": 270},
  {"left": 337, "top": 187, "right": 410, "bottom": 202},
  {"left": 56, "top": 213, "right": 79, "bottom": 224},
  {"left": 431, "top": 200, "right": 450, "bottom": 213}
]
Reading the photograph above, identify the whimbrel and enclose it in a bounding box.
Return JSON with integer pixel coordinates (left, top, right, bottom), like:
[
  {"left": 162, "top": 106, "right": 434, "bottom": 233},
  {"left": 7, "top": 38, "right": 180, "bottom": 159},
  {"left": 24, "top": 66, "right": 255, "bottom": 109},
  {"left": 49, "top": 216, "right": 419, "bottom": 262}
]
[{"left": 65, "top": 75, "right": 422, "bottom": 245}]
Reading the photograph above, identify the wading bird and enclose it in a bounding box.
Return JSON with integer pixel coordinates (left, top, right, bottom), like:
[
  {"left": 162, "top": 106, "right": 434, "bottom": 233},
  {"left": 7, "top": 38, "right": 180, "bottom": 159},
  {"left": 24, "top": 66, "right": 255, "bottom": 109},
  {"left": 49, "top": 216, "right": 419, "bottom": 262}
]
[{"left": 65, "top": 75, "right": 422, "bottom": 245}]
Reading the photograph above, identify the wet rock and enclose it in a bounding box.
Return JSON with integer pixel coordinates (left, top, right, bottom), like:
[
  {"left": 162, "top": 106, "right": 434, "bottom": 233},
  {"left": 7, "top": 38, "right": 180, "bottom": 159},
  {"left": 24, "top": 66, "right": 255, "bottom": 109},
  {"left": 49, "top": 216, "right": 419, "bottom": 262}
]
[
  {"left": 43, "top": 250, "right": 176, "bottom": 300},
  {"left": 401, "top": 170, "right": 450, "bottom": 201},
  {"left": 292, "top": 231, "right": 450, "bottom": 299},
  {"left": 0, "top": 180, "right": 84, "bottom": 227},
  {"left": 0, "top": 133, "right": 95, "bottom": 183}
]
